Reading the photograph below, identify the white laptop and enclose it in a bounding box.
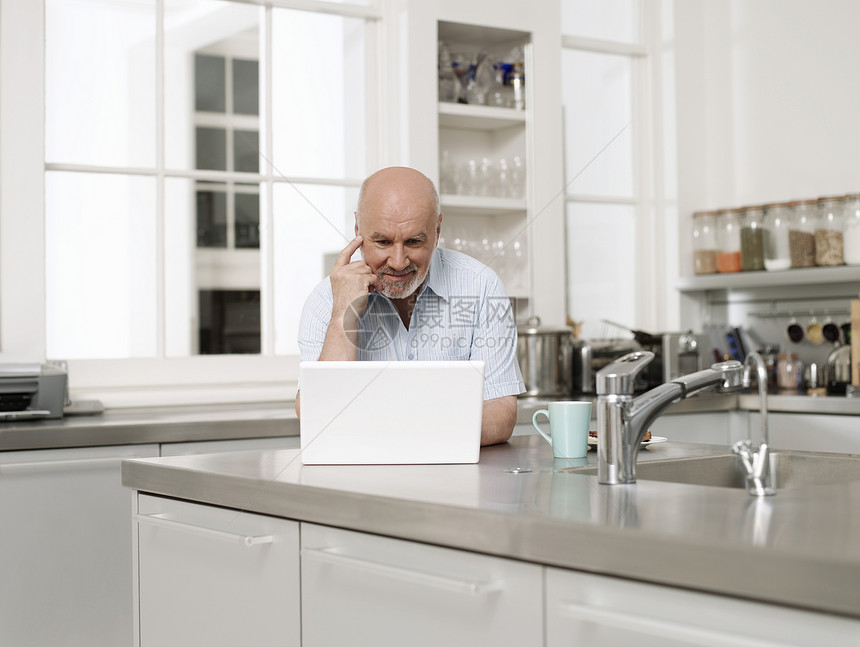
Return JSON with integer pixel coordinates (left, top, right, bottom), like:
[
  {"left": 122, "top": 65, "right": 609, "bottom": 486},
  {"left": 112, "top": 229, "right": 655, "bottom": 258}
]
[{"left": 299, "top": 361, "right": 485, "bottom": 465}]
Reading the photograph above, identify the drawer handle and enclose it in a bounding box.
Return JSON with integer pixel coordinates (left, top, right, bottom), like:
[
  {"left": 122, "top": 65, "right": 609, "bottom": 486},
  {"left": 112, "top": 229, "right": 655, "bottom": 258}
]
[
  {"left": 559, "top": 601, "right": 788, "bottom": 647},
  {"left": 134, "top": 513, "right": 274, "bottom": 547},
  {"left": 302, "top": 547, "right": 502, "bottom": 596}
]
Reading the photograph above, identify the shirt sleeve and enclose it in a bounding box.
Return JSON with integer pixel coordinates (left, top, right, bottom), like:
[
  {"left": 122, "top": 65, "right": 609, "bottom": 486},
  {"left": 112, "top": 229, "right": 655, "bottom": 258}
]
[
  {"left": 297, "top": 279, "right": 334, "bottom": 363},
  {"left": 469, "top": 273, "right": 526, "bottom": 400}
]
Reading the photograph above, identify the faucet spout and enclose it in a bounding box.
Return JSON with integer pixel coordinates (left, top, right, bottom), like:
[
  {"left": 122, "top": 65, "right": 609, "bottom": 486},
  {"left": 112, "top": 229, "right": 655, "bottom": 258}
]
[
  {"left": 731, "top": 352, "right": 775, "bottom": 496},
  {"left": 596, "top": 352, "right": 743, "bottom": 485}
]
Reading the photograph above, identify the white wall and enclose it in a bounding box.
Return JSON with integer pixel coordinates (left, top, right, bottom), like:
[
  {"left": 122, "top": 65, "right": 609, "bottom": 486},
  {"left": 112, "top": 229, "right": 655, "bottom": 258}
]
[{"left": 674, "top": 0, "right": 860, "bottom": 276}]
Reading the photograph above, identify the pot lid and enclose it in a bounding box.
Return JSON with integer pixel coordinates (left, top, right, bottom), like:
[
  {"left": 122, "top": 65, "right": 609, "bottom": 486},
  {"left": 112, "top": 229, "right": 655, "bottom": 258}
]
[{"left": 517, "top": 316, "right": 573, "bottom": 336}]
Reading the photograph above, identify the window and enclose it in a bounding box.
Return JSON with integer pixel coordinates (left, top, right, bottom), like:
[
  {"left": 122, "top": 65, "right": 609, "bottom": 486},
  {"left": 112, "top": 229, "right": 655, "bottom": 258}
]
[
  {"left": 30, "top": 0, "right": 381, "bottom": 400},
  {"left": 561, "top": 0, "right": 666, "bottom": 339}
]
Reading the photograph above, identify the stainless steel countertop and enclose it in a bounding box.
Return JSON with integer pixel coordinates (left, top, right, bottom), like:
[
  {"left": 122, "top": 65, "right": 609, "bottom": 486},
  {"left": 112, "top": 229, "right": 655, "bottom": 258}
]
[
  {"left": 122, "top": 436, "right": 860, "bottom": 620},
  {"left": 0, "top": 402, "right": 299, "bottom": 451}
]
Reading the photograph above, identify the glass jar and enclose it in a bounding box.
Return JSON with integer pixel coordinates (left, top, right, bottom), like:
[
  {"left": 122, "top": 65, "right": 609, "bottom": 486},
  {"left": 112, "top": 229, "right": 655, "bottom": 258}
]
[
  {"left": 716, "top": 209, "right": 742, "bottom": 273},
  {"left": 815, "top": 196, "right": 845, "bottom": 266},
  {"left": 842, "top": 193, "right": 860, "bottom": 265},
  {"left": 776, "top": 353, "right": 803, "bottom": 391},
  {"left": 789, "top": 199, "right": 816, "bottom": 268},
  {"left": 740, "top": 205, "right": 766, "bottom": 271},
  {"left": 691, "top": 210, "right": 718, "bottom": 274},
  {"left": 763, "top": 202, "right": 792, "bottom": 271}
]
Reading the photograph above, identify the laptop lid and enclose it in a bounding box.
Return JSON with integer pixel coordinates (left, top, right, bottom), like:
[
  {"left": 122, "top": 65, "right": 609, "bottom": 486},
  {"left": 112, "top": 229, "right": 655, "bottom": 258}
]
[{"left": 299, "top": 361, "right": 485, "bottom": 465}]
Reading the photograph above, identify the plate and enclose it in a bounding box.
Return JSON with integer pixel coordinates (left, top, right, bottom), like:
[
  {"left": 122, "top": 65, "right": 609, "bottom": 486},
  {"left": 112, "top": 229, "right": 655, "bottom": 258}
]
[{"left": 587, "top": 435, "right": 667, "bottom": 451}]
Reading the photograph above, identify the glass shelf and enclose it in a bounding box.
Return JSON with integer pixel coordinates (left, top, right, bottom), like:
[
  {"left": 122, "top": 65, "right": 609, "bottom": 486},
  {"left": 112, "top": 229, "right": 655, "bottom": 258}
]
[
  {"left": 438, "top": 102, "right": 526, "bottom": 131},
  {"left": 440, "top": 194, "right": 527, "bottom": 215}
]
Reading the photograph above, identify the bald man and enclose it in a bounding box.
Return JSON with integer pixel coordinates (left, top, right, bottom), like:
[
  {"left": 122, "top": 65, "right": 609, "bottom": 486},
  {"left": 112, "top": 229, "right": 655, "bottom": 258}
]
[{"left": 297, "top": 166, "right": 525, "bottom": 445}]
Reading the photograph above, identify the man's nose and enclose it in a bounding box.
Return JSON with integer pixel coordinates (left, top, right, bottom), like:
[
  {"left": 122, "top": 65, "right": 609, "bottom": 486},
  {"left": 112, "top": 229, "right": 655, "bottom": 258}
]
[{"left": 388, "top": 244, "right": 409, "bottom": 270}]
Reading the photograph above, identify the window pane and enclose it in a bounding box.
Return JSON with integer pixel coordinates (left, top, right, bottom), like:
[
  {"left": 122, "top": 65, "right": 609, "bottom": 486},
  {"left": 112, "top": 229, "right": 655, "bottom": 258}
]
[
  {"left": 273, "top": 183, "right": 358, "bottom": 355},
  {"left": 165, "top": 0, "right": 261, "bottom": 171},
  {"left": 195, "top": 54, "right": 226, "bottom": 112},
  {"left": 562, "top": 50, "right": 634, "bottom": 198},
  {"left": 271, "top": 10, "right": 367, "bottom": 179},
  {"left": 566, "top": 202, "right": 635, "bottom": 340},
  {"left": 45, "top": 0, "right": 155, "bottom": 167},
  {"left": 234, "top": 129, "right": 260, "bottom": 173},
  {"left": 46, "top": 172, "right": 157, "bottom": 359},
  {"left": 232, "top": 59, "right": 260, "bottom": 116},
  {"left": 196, "top": 188, "right": 228, "bottom": 247},
  {"left": 561, "top": 0, "right": 641, "bottom": 44},
  {"left": 199, "top": 290, "right": 261, "bottom": 354},
  {"left": 235, "top": 193, "right": 260, "bottom": 249}
]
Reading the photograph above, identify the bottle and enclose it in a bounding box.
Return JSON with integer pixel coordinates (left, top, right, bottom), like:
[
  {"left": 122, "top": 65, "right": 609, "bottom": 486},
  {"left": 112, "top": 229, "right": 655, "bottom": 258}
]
[
  {"left": 789, "top": 199, "right": 816, "bottom": 268},
  {"left": 843, "top": 193, "right": 860, "bottom": 265},
  {"left": 691, "top": 210, "right": 718, "bottom": 274},
  {"left": 508, "top": 62, "right": 525, "bottom": 110},
  {"left": 762, "top": 202, "right": 792, "bottom": 271},
  {"left": 815, "top": 195, "right": 845, "bottom": 266},
  {"left": 716, "top": 208, "right": 742, "bottom": 273},
  {"left": 740, "top": 205, "right": 766, "bottom": 271}
]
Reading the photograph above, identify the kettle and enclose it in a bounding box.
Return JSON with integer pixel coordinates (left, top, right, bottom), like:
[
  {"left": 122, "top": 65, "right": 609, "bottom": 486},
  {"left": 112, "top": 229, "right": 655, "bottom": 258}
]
[{"left": 825, "top": 343, "right": 852, "bottom": 395}]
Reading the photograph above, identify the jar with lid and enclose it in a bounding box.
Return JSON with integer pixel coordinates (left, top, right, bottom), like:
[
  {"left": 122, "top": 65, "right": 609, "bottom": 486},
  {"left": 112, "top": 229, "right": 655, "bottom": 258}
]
[
  {"left": 763, "top": 202, "right": 792, "bottom": 271},
  {"left": 716, "top": 209, "right": 742, "bottom": 273},
  {"left": 691, "top": 210, "right": 718, "bottom": 274},
  {"left": 740, "top": 205, "right": 766, "bottom": 271},
  {"left": 789, "top": 199, "right": 816, "bottom": 267},
  {"left": 815, "top": 196, "right": 845, "bottom": 266},
  {"left": 842, "top": 193, "right": 860, "bottom": 264}
]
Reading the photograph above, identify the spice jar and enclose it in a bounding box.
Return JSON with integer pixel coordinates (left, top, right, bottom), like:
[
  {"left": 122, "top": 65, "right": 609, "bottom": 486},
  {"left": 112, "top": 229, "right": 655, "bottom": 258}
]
[
  {"left": 763, "top": 202, "right": 791, "bottom": 271},
  {"left": 842, "top": 193, "right": 860, "bottom": 265},
  {"left": 776, "top": 353, "right": 803, "bottom": 391},
  {"left": 716, "top": 208, "right": 742, "bottom": 273},
  {"left": 789, "top": 199, "right": 816, "bottom": 268},
  {"left": 740, "top": 205, "right": 766, "bottom": 271},
  {"left": 815, "top": 196, "right": 845, "bottom": 266},
  {"left": 691, "top": 210, "right": 718, "bottom": 274}
]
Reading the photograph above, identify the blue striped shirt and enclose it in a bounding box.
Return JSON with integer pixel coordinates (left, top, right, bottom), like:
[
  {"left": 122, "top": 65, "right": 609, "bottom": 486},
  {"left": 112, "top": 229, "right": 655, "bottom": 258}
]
[{"left": 297, "top": 247, "right": 525, "bottom": 400}]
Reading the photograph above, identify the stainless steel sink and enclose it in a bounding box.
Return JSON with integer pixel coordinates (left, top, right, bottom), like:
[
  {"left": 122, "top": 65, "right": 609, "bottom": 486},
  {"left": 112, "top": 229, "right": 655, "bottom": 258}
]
[{"left": 562, "top": 450, "right": 860, "bottom": 490}]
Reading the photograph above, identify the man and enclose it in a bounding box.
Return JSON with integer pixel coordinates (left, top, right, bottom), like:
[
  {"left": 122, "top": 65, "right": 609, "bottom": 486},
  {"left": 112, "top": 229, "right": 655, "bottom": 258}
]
[{"left": 297, "top": 166, "right": 524, "bottom": 445}]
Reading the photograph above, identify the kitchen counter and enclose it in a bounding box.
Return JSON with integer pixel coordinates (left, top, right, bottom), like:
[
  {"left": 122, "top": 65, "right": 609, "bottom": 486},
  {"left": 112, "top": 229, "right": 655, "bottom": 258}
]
[
  {"left": 0, "top": 402, "right": 299, "bottom": 451},
  {"left": 122, "top": 435, "right": 860, "bottom": 620}
]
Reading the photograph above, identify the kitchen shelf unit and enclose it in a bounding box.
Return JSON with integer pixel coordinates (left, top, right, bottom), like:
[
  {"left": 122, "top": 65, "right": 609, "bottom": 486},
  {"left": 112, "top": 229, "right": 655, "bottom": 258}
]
[
  {"left": 437, "top": 21, "right": 532, "bottom": 306},
  {"left": 677, "top": 265, "right": 860, "bottom": 292}
]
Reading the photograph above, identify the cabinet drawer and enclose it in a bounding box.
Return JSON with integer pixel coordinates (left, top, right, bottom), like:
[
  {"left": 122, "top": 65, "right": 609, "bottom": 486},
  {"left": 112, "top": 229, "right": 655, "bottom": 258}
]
[
  {"left": 301, "top": 523, "right": 542, "bottom": 647},
  {"left": 136, "top": 494, "right": 299, "bottom": 647},
  {"left": 546, "top": 568, "right": 860, "bottom": 647}
]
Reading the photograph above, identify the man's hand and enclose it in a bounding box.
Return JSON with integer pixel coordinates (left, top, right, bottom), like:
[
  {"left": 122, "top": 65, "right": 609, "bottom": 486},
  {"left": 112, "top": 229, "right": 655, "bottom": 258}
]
[{"left": 330, "top": 235, "right": 381, "bottom": 326}]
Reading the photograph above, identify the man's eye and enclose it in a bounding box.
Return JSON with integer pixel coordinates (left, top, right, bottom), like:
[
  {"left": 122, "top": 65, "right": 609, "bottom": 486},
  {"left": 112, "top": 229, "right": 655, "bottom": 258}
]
[
  {"left": 376, "top": 240, "right": 391, "bottom": 247},
  {"left": 407, "top": 239, "right": 423, "bottom": 246}
]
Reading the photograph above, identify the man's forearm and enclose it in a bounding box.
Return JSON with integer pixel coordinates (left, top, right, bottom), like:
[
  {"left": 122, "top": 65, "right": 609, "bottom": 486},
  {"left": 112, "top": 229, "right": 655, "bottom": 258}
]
[
  {"left": 481, "top": 395, "right": 518, "bottom": 446},
  {"left": 318, "top": 316, "right": 358, "bottom": 361}
]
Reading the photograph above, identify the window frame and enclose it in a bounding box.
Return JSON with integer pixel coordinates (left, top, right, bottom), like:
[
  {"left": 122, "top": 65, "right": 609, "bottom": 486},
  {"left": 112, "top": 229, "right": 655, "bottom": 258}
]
[{"left": 0, "top": 0, "right": 386, "bottom": 407}]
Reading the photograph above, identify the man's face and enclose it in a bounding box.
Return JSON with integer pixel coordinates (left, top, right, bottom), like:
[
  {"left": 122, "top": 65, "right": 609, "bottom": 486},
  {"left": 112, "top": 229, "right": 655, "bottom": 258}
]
[{"left": 356, "top": 188, "right": 441, "bottom": 300}]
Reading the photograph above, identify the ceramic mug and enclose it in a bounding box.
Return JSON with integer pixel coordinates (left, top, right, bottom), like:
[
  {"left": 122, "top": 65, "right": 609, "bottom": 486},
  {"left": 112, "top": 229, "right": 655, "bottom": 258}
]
[{"left": 532, "top": 401, "right": 592, "bottom": 458}]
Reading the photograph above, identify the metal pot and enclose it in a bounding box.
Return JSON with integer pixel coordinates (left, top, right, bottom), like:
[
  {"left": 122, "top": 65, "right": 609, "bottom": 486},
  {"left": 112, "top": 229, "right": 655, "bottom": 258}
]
[
  {"left": 516, "top": 316, "right": 574, "bottom": 398},
  {"left": 825, "top": 343, "right": 852, "bottom": 395}
]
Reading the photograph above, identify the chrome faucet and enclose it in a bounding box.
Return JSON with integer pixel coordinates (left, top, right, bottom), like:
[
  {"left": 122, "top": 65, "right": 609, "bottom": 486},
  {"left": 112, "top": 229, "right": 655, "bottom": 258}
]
[
  {"left": 731, "top": 352, "right": 775, "bottom": 496},
  {"left": 596, "top": 351, "right": 744, "bottom": 485}
]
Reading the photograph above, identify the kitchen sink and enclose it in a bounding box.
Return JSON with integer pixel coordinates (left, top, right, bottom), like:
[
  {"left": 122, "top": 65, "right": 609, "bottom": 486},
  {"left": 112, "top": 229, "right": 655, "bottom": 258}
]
[{"left": 561, "top": 450, "right": 860, "bottom": 491}]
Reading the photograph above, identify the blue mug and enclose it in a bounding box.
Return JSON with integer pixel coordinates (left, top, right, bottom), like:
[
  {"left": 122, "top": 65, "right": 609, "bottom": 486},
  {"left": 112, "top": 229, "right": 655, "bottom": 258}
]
[{"left": 532, "top": 401, "right": 592, "bottom": 458}]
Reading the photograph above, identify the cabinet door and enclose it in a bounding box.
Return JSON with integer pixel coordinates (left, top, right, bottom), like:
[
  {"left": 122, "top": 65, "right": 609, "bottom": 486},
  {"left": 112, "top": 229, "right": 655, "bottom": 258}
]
[
  {"left": 135, "top": 494, "right": 300, "bottom": 647},
  {"left": 0, "top": 444, "right": 159, "bottom": 647},
  {"left": 301, "top": 523, "right": 543, "bottom": 647},
  {"left": 546, "top": 568, "right": 860, "bottom": 647}
]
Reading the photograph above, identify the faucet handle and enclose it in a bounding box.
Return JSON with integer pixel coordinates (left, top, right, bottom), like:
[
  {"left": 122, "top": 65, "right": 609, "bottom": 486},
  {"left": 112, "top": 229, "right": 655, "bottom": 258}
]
[
  {"left": 711, "top": 360, "right": 744, "bottom": 392},
  {"left": 596, "top": 351, "right": 655, "bottom": 395}
]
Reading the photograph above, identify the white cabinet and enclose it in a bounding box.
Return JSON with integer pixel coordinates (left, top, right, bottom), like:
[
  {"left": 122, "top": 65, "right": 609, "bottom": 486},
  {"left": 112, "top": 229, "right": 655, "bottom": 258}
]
[
  {"left": 301, "top": 523, "right": 543, "bottom": 647},
  {"left": 545, "top": 568, "right": 860, "bottom": 647},
  {"left": 0, "top": 444, "right": 158, "bottom": 647},
  {"left": 134, "top": 494, "right": 300, "bottom": 647},
  {"left": 748, "top": 411, "right": 860, "bottom": 453}
]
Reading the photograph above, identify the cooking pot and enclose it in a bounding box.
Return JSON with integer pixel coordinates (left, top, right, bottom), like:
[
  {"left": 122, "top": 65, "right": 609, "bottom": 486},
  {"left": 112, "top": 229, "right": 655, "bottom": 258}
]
[{"left": 516, "top": 316, "right": 574, "bottom": 398}]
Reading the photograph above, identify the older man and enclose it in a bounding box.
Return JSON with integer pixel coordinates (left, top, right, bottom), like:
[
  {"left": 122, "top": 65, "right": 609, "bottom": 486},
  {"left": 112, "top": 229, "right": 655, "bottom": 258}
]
[{"left": 297, "top": 166, "right": 524, "bottom": 445}]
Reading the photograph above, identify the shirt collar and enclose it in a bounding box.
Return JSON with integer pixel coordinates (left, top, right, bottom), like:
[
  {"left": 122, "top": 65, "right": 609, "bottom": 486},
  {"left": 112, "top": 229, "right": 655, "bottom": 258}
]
[{"left": 422, "top": 247, "right": 449, "bottom": 301}]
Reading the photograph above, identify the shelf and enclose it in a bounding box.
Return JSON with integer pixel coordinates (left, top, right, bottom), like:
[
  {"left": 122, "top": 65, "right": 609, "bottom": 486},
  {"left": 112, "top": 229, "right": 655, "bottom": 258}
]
[
  {"left": 676, "top": 265, "right": 860, "bottom": 292},
  {"left": 440, "top": 194, "right": 527, "bottom": 215},
  {"left": 438, "top": 102, "right": 526, "bottom": 131}
]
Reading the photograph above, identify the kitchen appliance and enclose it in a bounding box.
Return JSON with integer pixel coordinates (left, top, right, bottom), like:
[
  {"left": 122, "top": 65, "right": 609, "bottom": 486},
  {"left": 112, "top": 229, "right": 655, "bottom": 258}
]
[
  {"left": 0, "top": 363, "right": 67, "bottom": 420},
  {"left": 825, "top": 343, "right": 852, "bottom": 395},
  {"left": 516, "top": 317, "right": 575, "bottom": 398}
]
